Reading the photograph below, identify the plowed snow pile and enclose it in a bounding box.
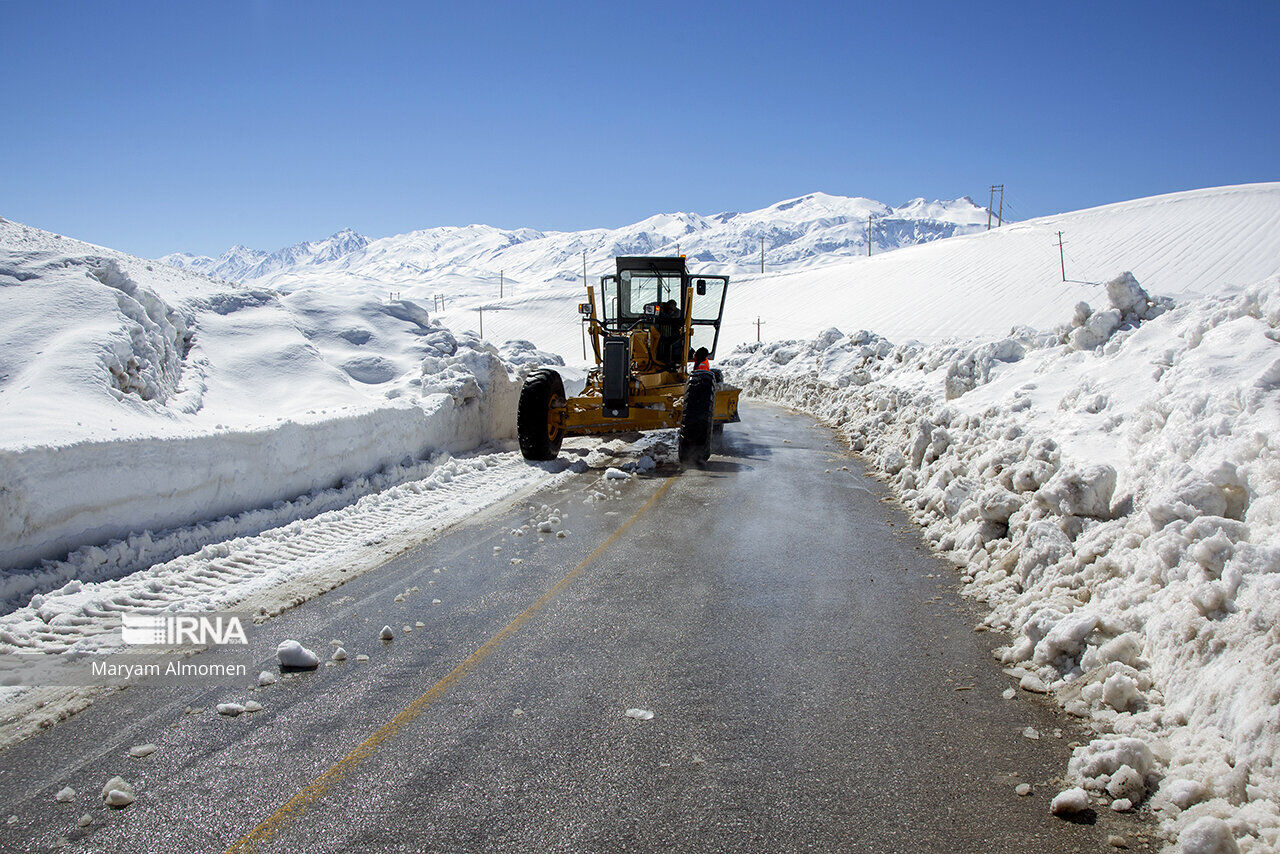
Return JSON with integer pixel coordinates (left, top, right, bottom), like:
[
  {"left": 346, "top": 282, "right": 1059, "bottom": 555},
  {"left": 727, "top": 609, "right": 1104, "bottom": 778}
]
[
  {"left": 0, "top": 217, "right": 564, "bottom": 602},
  {"left": 725, "top": 275, "right": 1280, "bottom": 852}
]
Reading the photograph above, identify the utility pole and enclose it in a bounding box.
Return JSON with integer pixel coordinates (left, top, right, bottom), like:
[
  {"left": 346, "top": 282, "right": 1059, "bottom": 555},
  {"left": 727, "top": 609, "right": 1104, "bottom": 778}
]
[
  {"left": 1056, "top": 231, "right": 1066, "bottom": 282},
  {"left": 760, "top": 236, "right": 765, "bottom": 274},
  {"left": 499, "top": 270, "right": 504, "bottom": 299},
  {"left": 478, "top": 307, "right": 484, "bottom": 338},
  {"left": 988, "top": 184, "right": 1004, "bottom": 229},
  {"left": 582, "top": 249, "right": 587, "bottom": 293},
  {"left": 867, "top": 214, "right": 873, "bottom": 256},
  {"left": 755, "top": 316, "right": 766, "bottom": 342}
]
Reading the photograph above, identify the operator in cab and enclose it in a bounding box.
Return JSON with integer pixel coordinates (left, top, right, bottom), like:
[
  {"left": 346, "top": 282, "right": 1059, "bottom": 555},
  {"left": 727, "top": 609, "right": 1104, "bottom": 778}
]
[{"left": 693, "top": 347, "right": 710, "bottom": 371}]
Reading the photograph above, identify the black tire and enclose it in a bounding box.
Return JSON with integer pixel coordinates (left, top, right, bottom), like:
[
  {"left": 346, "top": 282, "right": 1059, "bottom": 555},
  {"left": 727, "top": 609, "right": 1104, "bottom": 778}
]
[
  {"left": 679, "top": 370, "right": 715, "bottom": 464},
  {"left": 518, "top": 369, "right": 566, "bottom": 461}
]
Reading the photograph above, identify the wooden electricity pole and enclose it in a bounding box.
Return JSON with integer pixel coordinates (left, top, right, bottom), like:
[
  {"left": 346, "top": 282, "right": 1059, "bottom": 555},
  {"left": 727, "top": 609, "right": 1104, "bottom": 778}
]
[
  {"left": 582, "top": 249, "right": 587, "bottom": 292},
  {"left": 478, "top": 307, "right": 484, "bottom": 338},
  {"left": 988, "top": 185, "right": 1004, "bottom": 229},
  {"left": 867, "top": 214, "right": 873, "bottom": 256},
  {"left": 760, "top": 236, "right": 765, "bottom": 274},
  {"left": 499, "top": 270, "right": 504, "bottom": 299},
  {"left": 1057, "top": 231, "right": 1066, "bottom": 282},
  {"left": 997, "top": 185, "right": 1004, "bottom": 227},
  {"left": 755, "top": 316, "right": 766, "bottom": 342}
]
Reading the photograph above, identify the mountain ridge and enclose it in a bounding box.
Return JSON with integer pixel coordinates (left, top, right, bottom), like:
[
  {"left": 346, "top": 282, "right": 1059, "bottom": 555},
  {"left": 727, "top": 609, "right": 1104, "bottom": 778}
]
[{"left": 159, "top": 192, "right": 988, "bottom": 287}]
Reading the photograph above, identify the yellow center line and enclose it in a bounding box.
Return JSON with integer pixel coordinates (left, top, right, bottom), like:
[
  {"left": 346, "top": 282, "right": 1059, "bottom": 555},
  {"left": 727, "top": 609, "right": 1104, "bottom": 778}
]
[{"left": 225, "top": 476, "right": 674, "bottom": 853}]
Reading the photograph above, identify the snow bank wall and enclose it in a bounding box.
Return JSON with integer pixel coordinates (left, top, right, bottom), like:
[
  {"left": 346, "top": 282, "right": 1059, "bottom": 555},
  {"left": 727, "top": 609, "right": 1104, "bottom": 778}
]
[
  {"left": 0, "top": 391, "right": 514, "bottom": 573},
  {"left": 724, "top": 277, "right": 1280, "bottom": 853},
  {"left": 0, "top": 217, "right": 545, "bottom": 592}
]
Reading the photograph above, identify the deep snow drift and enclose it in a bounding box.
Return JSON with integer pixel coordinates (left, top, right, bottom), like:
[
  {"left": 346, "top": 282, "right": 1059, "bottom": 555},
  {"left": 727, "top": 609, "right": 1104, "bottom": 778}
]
[
  {"left": 723, "top": 275, "right": 1280, "bottom": 853},
  {"left": 0, "top": 217, "right": 565, "bottom": 598}
]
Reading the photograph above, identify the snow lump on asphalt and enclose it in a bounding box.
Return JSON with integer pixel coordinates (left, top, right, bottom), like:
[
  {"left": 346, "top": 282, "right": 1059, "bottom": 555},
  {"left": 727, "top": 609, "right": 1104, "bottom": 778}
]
[{"left": 276, "top": 640, "right": 319, "bottom": 669}]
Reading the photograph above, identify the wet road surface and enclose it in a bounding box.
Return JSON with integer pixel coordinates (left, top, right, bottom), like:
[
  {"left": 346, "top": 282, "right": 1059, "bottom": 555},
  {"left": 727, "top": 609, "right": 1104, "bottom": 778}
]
[{"left": 0, "top": 402, "right": 1148, "bottom": 853}]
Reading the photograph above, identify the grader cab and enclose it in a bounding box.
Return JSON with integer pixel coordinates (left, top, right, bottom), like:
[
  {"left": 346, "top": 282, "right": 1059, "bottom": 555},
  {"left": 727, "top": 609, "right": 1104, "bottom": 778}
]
[{"left": 517, "top": 255, "right": 741, "bottom": 464}]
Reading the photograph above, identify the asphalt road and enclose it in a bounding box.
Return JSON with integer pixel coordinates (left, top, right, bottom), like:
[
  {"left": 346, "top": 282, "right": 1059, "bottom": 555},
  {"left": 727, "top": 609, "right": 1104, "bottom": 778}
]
[{"left": 0, "top": 402, "right": 1150, "bottom": 853}]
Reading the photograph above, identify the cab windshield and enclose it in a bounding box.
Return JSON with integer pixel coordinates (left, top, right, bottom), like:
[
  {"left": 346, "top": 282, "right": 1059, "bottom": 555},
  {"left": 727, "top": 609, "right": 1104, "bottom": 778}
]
[{"left": 602, "top": 271, "right": 683, "bottom": 326}]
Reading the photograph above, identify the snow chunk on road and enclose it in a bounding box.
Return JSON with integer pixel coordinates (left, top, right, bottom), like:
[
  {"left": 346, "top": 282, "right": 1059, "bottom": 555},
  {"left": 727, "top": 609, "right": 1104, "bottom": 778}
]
[
  {"left": 331, "top": 647, "right": 347, "bottom": 661},
  {"left": 1070, "top": 737, "right": 1155, "bottom": 785},
  {"left": 217, "top": 702, "right": 245, "bottom": 716},
  {"left": 100, "top": 776, "right": 135, "bottom": 808},
  {"left": 276, "top": 640, "right": 319, "bottom": 669},
  {"left": 1019, "top": 673, "right": 1048, "bottom": 693},
  {"left": 54, "top": 787, "right": 75, "bottom": 803},
  {"left": 624, "top": 708, "right": 654, "bottom": 720},
  {"left": 1050, "top": 787, "right": 1091, "bottom": 816},
  {"left": 603, "top": 468, "right": 630, "bottom": 480},
  {"left": 379, "top": 625, "right": 394, "bottom": 641},
  {"left": 128, "top": 743, "right": 157, "bottom": 759},
  {"left": 258, "top": 671, "right": 278, "bottom": 687}
]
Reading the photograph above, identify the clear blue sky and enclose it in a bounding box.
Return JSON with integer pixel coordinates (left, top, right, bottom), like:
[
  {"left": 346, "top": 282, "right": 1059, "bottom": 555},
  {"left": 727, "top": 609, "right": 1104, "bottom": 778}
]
[{"left": 3, "top": 0, "right": 1277, "bottom": 257}]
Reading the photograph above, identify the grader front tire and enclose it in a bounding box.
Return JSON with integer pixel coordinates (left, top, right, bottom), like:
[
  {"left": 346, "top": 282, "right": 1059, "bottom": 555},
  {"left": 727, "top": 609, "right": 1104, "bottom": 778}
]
[{"left": 517, "top": 369, "right": 566, "bottom": 461}]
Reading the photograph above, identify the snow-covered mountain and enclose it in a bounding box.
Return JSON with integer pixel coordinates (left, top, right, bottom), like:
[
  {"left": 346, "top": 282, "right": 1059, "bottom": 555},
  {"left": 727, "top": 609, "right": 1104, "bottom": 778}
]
[
  {"left": 161, "top": 228, "right": 370, "bottom": 282},
  {"left": 159, "top": 193, "right": 988, "bottom": 287}
]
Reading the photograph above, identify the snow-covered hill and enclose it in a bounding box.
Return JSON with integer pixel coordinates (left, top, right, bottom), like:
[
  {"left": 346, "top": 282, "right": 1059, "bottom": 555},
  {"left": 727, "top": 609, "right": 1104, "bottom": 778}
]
[
  {"left": 723, "top": 183, "right": 1280, "bottom": 347},
  {"left": 160, "top": 192, "right": 988, "bottom": 287},
  {"left": 174, "top": 184, "right": 1277, "bottom": 372}
]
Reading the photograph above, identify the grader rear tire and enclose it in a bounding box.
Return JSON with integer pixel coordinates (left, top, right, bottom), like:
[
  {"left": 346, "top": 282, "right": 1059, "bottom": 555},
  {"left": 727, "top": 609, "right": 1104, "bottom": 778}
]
[
  {"left": 678, "top": 370, "right": 715, "bottom": 464},
  {"left": 518, "top": 369, "right": 565, "bottom": 461}
]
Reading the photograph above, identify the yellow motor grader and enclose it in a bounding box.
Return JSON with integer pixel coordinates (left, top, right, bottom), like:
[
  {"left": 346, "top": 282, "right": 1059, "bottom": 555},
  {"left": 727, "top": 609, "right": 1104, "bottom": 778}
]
[{"left": 517, "top": 255, "right": 741, "bottom": 464}]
